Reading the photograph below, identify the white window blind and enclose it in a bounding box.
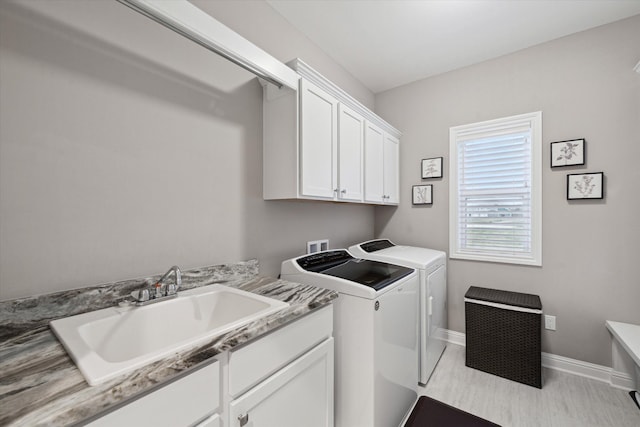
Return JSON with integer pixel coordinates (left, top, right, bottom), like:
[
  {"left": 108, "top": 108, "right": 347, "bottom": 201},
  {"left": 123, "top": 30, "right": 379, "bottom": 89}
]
[{"left": 449, "top": 112, "right": 542, "bottom": 266}]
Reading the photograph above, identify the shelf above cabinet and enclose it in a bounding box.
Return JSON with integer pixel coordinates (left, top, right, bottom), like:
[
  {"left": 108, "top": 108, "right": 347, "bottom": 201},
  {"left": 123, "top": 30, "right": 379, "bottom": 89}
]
[{"left": 118, "top": 0, "right": 299, "bottom": 90}]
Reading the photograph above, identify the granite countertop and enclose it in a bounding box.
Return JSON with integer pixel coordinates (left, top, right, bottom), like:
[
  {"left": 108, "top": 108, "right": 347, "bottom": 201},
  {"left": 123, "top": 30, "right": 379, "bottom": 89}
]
[{"left": 0, "top": 260, "right": 337, "bottom": 426}]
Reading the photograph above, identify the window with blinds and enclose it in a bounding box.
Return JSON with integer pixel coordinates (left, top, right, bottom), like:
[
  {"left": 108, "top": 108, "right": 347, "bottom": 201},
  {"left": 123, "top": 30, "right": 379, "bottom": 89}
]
[{"left": 449, "top": 112, "right": 542, "bottom": 266}]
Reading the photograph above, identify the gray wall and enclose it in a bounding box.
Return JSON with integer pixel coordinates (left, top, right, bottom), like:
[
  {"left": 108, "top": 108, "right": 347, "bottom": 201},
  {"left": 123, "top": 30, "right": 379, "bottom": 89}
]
[
  {"left": 193, "top": 0, "right": 375, "bottom": 110},
  {"left": 3, "top": 0, "right": 637, "bottom": 369},
  {"left": 0, "top": 0, "right": 375, "bottom": 301},
  {"left": 375, "top": 14, "right": 640, "bottom": 366}
]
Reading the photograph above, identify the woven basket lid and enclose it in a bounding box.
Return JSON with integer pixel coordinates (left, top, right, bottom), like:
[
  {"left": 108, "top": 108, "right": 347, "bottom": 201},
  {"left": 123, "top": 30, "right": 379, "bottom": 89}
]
[{"left": 465, "top": 286, "right": 542, "bottom": 310}]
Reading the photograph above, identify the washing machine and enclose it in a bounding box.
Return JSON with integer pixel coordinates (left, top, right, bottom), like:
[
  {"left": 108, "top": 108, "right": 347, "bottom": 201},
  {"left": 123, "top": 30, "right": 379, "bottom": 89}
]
[
  {"left": 349, "top": 239, "right": 447, "bottom": 385},
  {"left": 281, "top": 250, "right": 419, "bottom": 427}
]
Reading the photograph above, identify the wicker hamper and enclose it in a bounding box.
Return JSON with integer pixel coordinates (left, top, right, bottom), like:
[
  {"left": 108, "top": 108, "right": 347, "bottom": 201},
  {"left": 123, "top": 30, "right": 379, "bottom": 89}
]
[{"left": 464, "top": 286, "right": 543, "bottom": 388}]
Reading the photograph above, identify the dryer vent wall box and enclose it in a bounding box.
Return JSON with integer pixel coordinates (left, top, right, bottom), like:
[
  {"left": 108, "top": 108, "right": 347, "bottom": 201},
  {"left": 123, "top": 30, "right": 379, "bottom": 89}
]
[{"left": 307, "top": 239, "right": 329, "bottom": 254}]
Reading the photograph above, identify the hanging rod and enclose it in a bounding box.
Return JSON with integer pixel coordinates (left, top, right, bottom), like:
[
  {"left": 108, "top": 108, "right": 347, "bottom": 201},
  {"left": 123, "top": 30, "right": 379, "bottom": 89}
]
[{"left": 116, "top": 0, "right": 299, "bottom": 90}]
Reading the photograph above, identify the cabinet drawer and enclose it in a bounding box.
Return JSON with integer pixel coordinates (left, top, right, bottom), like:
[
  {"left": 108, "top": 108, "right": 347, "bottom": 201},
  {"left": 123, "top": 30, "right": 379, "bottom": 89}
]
[
  {"left": 86, "top": 361, "right": 220, "bottom": 427},
  {"left": 229, "top": 305, "right": 333, "bottom": 397}
]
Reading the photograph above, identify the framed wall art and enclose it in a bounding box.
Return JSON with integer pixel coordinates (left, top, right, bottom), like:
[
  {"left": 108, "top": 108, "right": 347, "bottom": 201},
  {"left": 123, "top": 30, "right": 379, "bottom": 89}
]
[
  {"left": 421, "top": 157, "right": 443, "bottom": 179},
  {"left": 412, "top": 185, "right": 433, "bottom": 205},
  {"left": 567, "top": 172, "right": 603, "bottom": 200},
  {"left": 551, "top": 139, "right": 585, "bottom": 168}
]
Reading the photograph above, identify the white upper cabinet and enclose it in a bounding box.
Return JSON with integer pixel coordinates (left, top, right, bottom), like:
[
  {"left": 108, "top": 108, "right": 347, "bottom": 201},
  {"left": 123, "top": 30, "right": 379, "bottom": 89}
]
[
  {"left": 383, "top": 133, "right": 399, "bottom": 204},
  {"left": 263, "top": 58, "right": 401, "bottom": 205},
  {"left": 337, "top": 104, "right": 364, "bottom": 202},
  {"left": 300, "top": 80, "right": 338, "bottom": 199},
  {"left": 364, "top": 122, "right": 399, "bottom": 205},
  {"left": 364, "top": 122, "right": 385, "bottom": 203}
]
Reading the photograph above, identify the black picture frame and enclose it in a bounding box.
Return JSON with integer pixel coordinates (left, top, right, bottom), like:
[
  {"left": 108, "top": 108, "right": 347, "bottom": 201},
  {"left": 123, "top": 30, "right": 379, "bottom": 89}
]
[
  {"left": 421, "top": 157, "right": 443, "bottom": 179},
  {"left": 567, "top": 172, "right": 604, "bottom": 200},
  {"left": 412, "top": 185, "right": 433, "bottom": 205},
  {"left": 551, "top": 139, "right": 585, "bottom": 168}
]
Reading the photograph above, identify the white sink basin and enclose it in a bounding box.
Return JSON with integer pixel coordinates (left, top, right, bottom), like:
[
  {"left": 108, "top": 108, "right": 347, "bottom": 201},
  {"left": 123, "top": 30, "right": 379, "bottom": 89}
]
[{"left": 50, "top": 284, "right": 289, "bottom": 385}]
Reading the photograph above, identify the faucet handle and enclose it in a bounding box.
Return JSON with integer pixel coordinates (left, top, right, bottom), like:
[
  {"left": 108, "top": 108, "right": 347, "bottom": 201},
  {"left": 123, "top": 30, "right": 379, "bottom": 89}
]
[
  {"left": 131, "top": 288, "right": 150, "bottom": 302},
  {"left": 166, "top": 283, "right": 177, "bottom": 296},
  {"left": 153, "top": 283, "right": 164, "bottom": 298}
]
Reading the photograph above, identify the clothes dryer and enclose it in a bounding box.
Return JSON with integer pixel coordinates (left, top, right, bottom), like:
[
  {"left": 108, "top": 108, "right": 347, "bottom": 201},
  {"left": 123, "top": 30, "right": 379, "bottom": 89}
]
[{"left": 349, "top": 239, "right": 447, "bottom": 385}]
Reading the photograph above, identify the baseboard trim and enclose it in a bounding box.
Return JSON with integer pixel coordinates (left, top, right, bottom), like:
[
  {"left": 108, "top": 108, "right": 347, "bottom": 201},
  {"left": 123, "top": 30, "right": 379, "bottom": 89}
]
[
  {"left": 610, "top": 370, "right": 636, "bottom": 391},
  {"left": 444, "top": 329, "right": 634, "bottom": 391},
  {"left": 541, "top": 351, "right": 611, "bottom": 383},
  {"left": 445, "top": 329, "right": 466, "bottom": 347}
]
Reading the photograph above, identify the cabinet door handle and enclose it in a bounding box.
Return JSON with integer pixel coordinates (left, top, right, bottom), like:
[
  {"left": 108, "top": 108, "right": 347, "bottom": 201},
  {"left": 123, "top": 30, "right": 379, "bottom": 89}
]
[
  {"left": 340, "top": 189, "right": 347, "bottom": 194},
  {"left": 333, "top": 188, "right": 339, "bottom": 193},
  {"left": 238, "top": 413, "right": 249, "bottom": 426}
]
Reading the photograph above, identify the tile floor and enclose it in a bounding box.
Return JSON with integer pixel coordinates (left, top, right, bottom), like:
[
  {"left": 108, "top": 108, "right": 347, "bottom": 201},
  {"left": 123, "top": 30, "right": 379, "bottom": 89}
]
[{"left": 413, "top": 344, "right": 640, "bottom": 427}]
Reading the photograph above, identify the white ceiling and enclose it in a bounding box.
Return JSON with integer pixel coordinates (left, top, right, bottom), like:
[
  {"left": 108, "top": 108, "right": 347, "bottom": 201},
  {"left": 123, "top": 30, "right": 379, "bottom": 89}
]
[{"left": 266, "top": 0, "right": 640, "bottom": 93}]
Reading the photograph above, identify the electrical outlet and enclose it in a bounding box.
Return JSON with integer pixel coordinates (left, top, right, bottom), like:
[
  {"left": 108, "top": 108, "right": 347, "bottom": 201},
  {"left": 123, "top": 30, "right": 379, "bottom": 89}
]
[{"left": 544, "top": 315, "right": 556, "bottom": 331}]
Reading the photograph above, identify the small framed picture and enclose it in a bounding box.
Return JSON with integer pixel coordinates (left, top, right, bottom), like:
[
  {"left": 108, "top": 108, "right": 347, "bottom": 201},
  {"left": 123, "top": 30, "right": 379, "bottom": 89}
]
[
  {"left": 551, "top": 139, "right": 585, "bottom": 168},
  {"left": 567, "top": 172, "right": 604, "bottom": 200},
  {"left": 412, "top": 185, "right": 433, "bottom": 205},
  {"left": 421, "top": 157, "right": 443, "bottom": 179}
]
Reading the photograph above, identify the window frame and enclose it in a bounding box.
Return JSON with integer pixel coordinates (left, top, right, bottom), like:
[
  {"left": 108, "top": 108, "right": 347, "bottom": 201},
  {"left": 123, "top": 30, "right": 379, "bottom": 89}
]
[{"left": 449, "top": 111, "right": 542, "bottom": 266}]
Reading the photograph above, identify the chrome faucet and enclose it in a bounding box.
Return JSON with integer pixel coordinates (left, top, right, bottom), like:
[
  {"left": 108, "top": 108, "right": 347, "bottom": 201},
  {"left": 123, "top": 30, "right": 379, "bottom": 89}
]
[
  {"left": 157, "top": 265, "right": 182, "bottom": 296},
  {"left": 131, "top": 265, "right": 182, "bottom": 306}
]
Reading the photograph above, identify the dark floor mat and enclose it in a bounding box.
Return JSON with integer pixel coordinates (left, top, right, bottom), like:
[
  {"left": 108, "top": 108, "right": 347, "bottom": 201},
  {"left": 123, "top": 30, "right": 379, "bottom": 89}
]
[{"left": 404, "top": 396, "right": 501, "bottom": 427}]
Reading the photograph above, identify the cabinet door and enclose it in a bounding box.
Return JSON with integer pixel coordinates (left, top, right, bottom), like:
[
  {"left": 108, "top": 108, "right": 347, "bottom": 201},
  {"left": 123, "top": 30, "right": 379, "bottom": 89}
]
[
  {"left": 364, "top": 122, "right": 385, "bottom": 204},
  {"left": 195, "top": 414, "right": 221, "bottom": 427},
  {"left": 229, "top": 305, "right": 333, "bottom": 397},
  {"left": 337, "top": 104, "right": 364, "bottom": 202},
  {"left": 300, "top": 79, "right": 338, "bottom": 199},
  {"left": 229, "top": 338, "right": 334, "bottom": 427},
  {"left": 383, "top": 134, "right": 399, "bottom": 204},
  {"left": 86, "top": 361, "right": 220, "bottom": 427}
]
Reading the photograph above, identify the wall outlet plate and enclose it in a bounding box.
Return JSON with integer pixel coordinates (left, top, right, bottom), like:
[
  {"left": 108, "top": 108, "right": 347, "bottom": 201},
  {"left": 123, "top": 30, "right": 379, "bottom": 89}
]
[
  {"left": 306, "top": 239, "right": 329, "bottom": 254},
  {"left": 544, "top": 314, "right": 556, "bottom": 331}
]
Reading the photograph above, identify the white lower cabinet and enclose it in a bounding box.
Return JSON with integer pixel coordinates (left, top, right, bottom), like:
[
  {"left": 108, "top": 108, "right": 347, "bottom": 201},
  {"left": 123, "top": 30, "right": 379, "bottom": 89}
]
[
  {"left": 229, "top": 338, "right": 334, "bottom": 427},
  {"left": 228, "top": 306, "right": 334, "bottom": 427},
  {"left": 87, "top": 306, "right": 334, "bottom": 427},
  {"left": 86, "top": 361, "right": 221, "bottom": 427},
  {"left": 195, "top": 414, "right": 221, "bottom": 427}
]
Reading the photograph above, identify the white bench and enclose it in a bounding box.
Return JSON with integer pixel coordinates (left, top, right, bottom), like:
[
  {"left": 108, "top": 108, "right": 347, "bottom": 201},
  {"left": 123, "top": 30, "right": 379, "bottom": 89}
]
[{"left": 606, "top": 320, "right": 640, "bottom": 407}]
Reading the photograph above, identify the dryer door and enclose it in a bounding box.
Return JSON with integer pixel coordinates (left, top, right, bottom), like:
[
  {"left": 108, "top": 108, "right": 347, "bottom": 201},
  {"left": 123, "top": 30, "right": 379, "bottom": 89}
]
[{"left": 422, "top": 265, "right": 447, "bottom": 384}]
